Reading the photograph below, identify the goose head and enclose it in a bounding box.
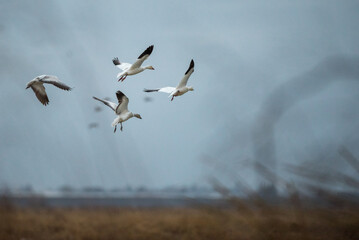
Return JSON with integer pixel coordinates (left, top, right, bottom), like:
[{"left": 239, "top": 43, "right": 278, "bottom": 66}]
[
  {"left": 134, "top": 113, "right": 142, "bottom": 119},
  {"left": 145, "top": 66, "right": 155, "bottom": 70}
]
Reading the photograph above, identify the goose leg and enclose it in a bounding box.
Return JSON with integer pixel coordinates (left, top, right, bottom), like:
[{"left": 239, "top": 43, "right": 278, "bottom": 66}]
[
  {"left": 114, "top": 125, "right": 117, "bottom": 133},
  {"left": 121, "top": 74, "right": 128, "bottom": 82},
  {"left": 171, "top": 96, "right": 174, "bottom": 101},
  {"left": 118, "top": 76, "right": 123, "bottom": 82},
  {"left": 120, "top": 123, "right": 123, "bottom": 131}
]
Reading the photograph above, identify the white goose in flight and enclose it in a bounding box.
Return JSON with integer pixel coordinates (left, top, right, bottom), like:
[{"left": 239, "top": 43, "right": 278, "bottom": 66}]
[
  {"left": 113, "top": 45, "right": 155, "bottom": 82},
  {"left": 26, "top": 75, "right": 72, "bottom": 106},
  {"left": 144, "top": 59, "right": 194, "bottom": 101},
  {"left": 93, "top": 90, "right": 142, "bottom": 132}
]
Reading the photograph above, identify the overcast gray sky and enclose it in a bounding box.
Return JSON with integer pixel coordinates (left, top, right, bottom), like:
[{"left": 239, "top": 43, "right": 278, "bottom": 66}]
[{"left": 1, "top": 0, "right": 359, "bottom": 191}]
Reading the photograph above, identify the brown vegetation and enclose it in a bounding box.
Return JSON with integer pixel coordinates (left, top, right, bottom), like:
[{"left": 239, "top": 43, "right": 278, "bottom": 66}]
[
  {"left": 1, "top": 202, "right": 359, "bottom": 240},
  {"left": 1, "top": 147, "right": 359, "bottom": 239}
]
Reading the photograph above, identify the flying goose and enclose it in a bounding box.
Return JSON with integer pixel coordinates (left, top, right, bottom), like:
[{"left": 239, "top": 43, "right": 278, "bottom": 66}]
[
  {"left": 88, "top": 122, "right": 99, "bottom": 129},
  {"left": 144, "top": 59, "right": 194, "bottom": 101},
  {"left": 93, "top": 90, "right": 142, "bottom": 132},
  {"left": 113, "top": 45, "right": 155, "bottom": 82},
  {"left": 26, "top": 75, "right": 72, "bottom": 105}
]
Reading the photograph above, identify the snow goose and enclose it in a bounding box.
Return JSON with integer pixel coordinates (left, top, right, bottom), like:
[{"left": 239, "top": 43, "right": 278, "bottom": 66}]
[
  {"left": 113, "top": 45, "right": 155, "bottom": 82},
  {"left": 144, "top": 59, "right": 194, "bottom": 101},
  {"left": 26, "top": 75, "right": 72, "bottom": 106},
  {"left": 93, "top": 90, "right": 142, "bottom": 132}
]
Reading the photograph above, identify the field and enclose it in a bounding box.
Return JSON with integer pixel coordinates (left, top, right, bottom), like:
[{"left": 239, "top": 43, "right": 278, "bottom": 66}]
[{"left": 1, "top": 201, "right": 359, "bottom": 240}]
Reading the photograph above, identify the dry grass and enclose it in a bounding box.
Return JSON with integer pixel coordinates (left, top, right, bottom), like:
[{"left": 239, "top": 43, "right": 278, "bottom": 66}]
[{"left": 1, "top": 203, "right": 359, "bottom": 240}]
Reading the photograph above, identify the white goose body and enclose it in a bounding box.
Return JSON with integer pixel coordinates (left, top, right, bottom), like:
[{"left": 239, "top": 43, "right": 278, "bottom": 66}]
[
  {"left": 112, "top": 112, "right": 133, "bottom": 126},
  {"left": 171, "top": 86, "right": 192, "bottom": 97},
  {"left": 26, "top": 75, "right": 72, "bottom": 105},
  {"left": 144, "top": 59, "right": 195, "bottom": 101},
  {"left": 113, "top": 45, "right": 155, "bottom": 82},
  {"left": 93, "top": 90, "right": 142, "bottom": 132}
]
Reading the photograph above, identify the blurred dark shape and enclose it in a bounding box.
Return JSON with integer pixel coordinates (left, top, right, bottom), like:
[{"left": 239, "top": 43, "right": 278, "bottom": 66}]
[
  {"left": 110, "top": 188, "right": 123, "bottom": 193},
  {"left": 66, "top": 50, "right": 73, "bottom": 58},
  {"left": 59, "top": 185, "right": 74, "bottom": 193},
  {"left": 300, "top": 182, "right": 359, "bottom": 207},
  {"left": 286, "top": 161, "right": 359, "bottom": 190},
  {"left": 0, "top": 194, "right": 14, "bottom": 210},
  {"left": 19, "top": 185, "right": 33, "bottom": 194},
  {"left": 25, "top": 196, "right": 48, "bottom": 208},
  {"left": 143, "top": 96, "right": 153, "bottom": 102},
  {"left": 338, "top": 146, "right": 359, "bottom": 174},
  {"left": 256, "top": 184, "right": 278, "bottom": 202},
  {"left": 94, "top": 106, "right": 102, "bottom": 112},
  {"left": 202, "top": 155, "right": 253, "bottom": 197},
  {"left": 254, "top": 162, "right": 287, "bottom": 189},
  {"left": 252, "top": 55, "right": 359, "bottom": 183},
  {"left": 0, "top": 186, "right": 11, "bottom": 196},
  {"left": 208, "top": 177, "right": 231, "bottom": 198},
  {"left": 205, "top": 146, "right": 359, "bottom": 208},
  {"left": 125, "top": 185, "right": 133, "bottom": 192},
  {"left": 88, "top": 122, "right": 99, "bottom": 129},
  {"left": 136, "top": 186, "right": 147, "bottom": 192},
  {"left": 82, "top": 186, "right": 104, "bottom": 193}
]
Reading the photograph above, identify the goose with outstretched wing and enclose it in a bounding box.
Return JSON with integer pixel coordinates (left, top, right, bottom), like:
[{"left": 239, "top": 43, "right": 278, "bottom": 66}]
[
  {"left": 26, "top": 75, "right": 72, "bottom": 106},
  {"left": 144, "top": 59, "right": 194, "bottom": 101},
  {"left": 113, "top": 45, "right": 155, "bottom": 82},
  {"left": 93, "top": 90, "right": 142, "bottom": 132}
]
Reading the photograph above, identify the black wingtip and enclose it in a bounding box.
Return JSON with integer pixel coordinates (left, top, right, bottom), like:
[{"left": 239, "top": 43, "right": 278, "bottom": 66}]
[
  {"left": 42, "top": 98, "right": 49, "bottom": 106},
  {"left": 138, "top": 45, "right": 154, "bottom": 59},
  {"left": 44, "top": 96, "right": 49, "bottom": 106},
  {"left": 143, "top": 88, "right": 159, "bottom": 93},
  {"left": 116, "top": 90, "right": 125, "bottom": 99},
  {"left": 185, "top": 59, "right": 195, "bottom": 75},
  {"left": 113, "top": 57, "right": 120, "bottom": 66}
]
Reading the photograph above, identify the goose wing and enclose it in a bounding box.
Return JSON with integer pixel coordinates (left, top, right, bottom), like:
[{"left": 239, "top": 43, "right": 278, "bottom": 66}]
[
  {"left": 177, "top": 59, "right": 194, "bottom": 88},
  {"left": 112, "top": 57, "right": 132, "bottom": 71},
  {"left": 115, "top": 90, "right": 129, "bottom": 114},
  {"left": 39, "top": 75, "right": 72, "bottom": 91},
  {"left": 93, "top": 96, "right": 117, "bottom": 112},
  {"left": 31, "top": 83, "right": 49, "bottom": 105},
  {"left": 144, "top": 87, "right": 176, "bottom": 94},
  {"left": 131, "top": 45, "right": 154, "bottom": 69},
  {"left": 31, "top": 83, "right": 49, "bottom": 106}
]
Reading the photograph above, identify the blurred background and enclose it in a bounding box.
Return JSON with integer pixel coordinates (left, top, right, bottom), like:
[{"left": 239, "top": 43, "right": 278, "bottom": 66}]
[{"left": 0, "top": 0, "right": 359, "bottom": 204}]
